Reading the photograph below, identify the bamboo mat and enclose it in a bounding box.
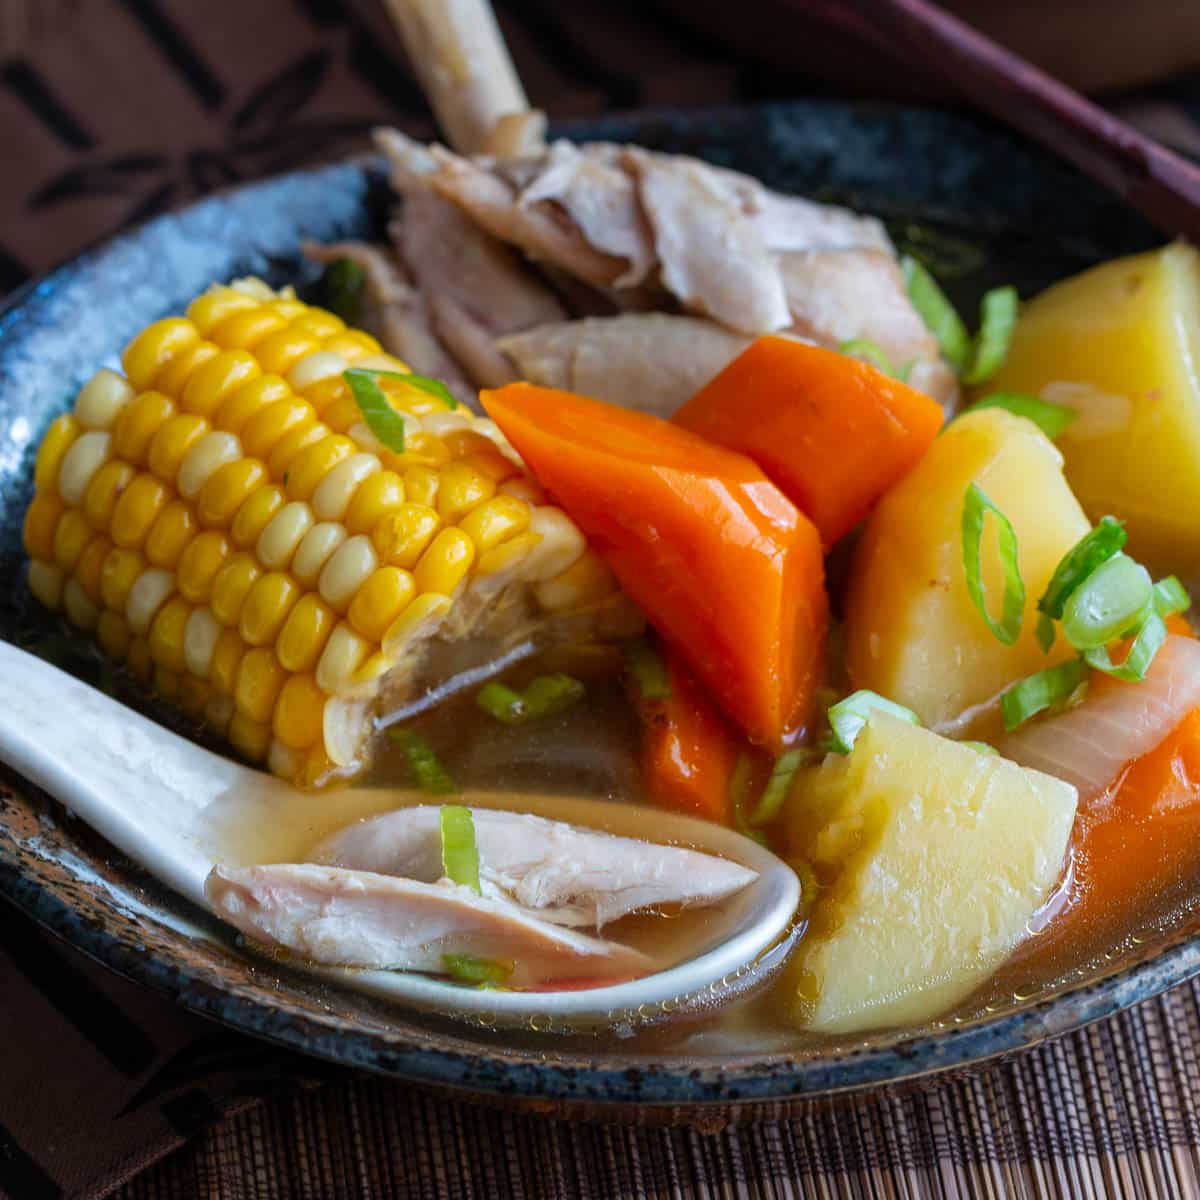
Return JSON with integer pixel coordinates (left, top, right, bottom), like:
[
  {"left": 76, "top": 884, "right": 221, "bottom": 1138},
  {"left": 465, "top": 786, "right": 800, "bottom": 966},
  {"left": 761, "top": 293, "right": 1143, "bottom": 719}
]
[{"left": 5, "top": 2, "right": 1200, "bottom": 1197}]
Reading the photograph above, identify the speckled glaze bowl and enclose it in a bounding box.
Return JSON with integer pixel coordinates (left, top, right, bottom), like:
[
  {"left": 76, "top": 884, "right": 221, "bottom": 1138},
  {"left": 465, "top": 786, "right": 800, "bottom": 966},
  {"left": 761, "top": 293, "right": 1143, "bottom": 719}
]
[{"left": 1, "top": 101, "right": 1194, "bottom": 1118}]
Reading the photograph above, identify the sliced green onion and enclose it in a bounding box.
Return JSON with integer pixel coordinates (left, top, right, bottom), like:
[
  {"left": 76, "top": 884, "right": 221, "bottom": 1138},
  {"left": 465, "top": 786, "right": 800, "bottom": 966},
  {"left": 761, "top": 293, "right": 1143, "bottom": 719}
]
[
  {"left": 1060, "top": 552, "right": 1153, "bottom": 651},
  {"left": 962, "top": 741, "right": 998, "bottom": 755},
  {"left": 1036, "top": 612, "right": 1056, "bottom": 654},
  {"left": 475, "top": 674, "right": 584, "bottom": 724},
  {"left": 749, "top": 749, "right": 812, "bottom": 827},
  {"left": 902, "top": 255, "right": 970, "bottom": 372},
  {"left": 1001, "top": 657, "right": 1088, "bottom": 732},
  {"left": 964, "top": 392, "right": 1077, "bottom": 440},
  {"left": 1084, "top": 611, "right": 1167, "bottom": 683},
  {"left": 319, "top": 258, "right": 365, "bottom": 325},
  {"left": 838, "top": 338, "right": 895, "bottom": 377},
  {"left": 389, "top": 728, "right": 456, "bottom": 795},
  {"left": 442, "top": 954, "right": 512, "bottom": 986},
  {"left": 439, "top": 805, "right": 481, "bottom": 893},
  {"left": 961, "top": 483, "right": 1025, "bottom": 645},
  {"left": 623, "top": 639, "right": 671, "bottom": 701},
  {"left": 1154, "top": 575, "right": 1191, "bottom": 618},
  {"left": 962, "top": 286, "right": 1019, "bottom": 385},
  {"left": 1037, "top": 516, "right": 1127, "bottom": 620},
  {"left": 344, "top": 368, "right": 406, "bottom": 452},
  {"left": 826, "top": 690, "right": 920, "bottom": 755},
  {"left": 729, "top": 753, "right": 768, "bottom": 847}
]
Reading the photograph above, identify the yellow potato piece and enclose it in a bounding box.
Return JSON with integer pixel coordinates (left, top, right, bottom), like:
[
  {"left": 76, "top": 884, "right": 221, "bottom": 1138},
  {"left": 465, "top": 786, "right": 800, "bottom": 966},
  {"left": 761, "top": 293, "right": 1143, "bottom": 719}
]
[
  {"left": 844, "top": 407, "right": 1090, "bottom": 727},
  {"left": 986, "top": 242, "right": 1200, "bottom": 573},
  {"left": 784, "top": 714, "right": 1077, "bottom": 1034}
]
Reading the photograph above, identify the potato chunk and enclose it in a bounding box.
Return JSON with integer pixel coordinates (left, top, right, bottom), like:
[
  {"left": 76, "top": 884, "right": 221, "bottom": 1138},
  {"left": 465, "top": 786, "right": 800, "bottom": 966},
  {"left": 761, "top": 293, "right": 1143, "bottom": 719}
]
[
  {"left": 844, "top": 407, "right": 1090, "bottom": 727},
  {"left": 784, "top": 715, "right": 1077, "bottom": 1034},
  {"left": 986, "top": 242, "right": 1200, "bottom": 573}
]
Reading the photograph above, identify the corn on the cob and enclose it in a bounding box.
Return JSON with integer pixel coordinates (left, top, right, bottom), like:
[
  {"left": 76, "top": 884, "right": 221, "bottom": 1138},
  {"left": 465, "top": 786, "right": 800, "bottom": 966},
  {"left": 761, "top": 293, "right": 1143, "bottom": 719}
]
[{"left": 24, "top": 279, "right": 640, "bottom": 785}]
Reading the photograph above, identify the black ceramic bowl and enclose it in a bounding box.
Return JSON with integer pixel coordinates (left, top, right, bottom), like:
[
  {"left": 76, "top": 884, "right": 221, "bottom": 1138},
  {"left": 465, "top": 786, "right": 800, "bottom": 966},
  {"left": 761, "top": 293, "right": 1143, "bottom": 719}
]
[{"left": 1, "top": 101, "right": 1193, "bottom": 1119}]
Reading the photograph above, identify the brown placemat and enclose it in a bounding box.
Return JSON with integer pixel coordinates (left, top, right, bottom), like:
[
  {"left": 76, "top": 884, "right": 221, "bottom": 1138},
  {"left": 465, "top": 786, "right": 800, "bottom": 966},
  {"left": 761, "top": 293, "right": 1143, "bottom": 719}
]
[{"left": 5, "top": 3, "right": 1200, "bottom": 1198}]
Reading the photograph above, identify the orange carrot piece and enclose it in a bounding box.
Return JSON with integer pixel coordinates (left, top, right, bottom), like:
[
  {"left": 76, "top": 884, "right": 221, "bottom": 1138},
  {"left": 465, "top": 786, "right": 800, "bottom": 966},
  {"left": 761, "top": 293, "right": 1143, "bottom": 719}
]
[
  {"left": 482, "top": 382, "right": 828, "bottom": 750},
  {"left": 673, "top": 337, "right": 944, "bottom": 547}
]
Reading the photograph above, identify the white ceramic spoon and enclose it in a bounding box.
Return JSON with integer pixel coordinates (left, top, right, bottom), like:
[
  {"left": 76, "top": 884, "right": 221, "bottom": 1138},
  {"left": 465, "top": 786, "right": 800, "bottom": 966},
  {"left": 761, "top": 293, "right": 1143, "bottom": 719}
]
[{"left": 0, "top": 640, "right": 800, "bottom": 1026}]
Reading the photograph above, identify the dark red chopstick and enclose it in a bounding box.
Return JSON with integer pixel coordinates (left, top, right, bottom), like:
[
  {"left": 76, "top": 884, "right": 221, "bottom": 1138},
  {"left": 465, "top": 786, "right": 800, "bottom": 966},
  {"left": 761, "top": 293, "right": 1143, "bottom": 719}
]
[{"left": 799, "top": 0, "right": 1200, "bottom": 242}]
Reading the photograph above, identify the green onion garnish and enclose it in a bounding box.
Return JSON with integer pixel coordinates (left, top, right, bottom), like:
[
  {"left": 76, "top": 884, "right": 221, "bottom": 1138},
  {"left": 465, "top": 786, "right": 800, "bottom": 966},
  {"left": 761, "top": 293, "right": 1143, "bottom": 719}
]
[
  {"left": 838, "top": 338, "right": 896, "bottom": 377},
  {"left": 826, "top": 690, "right": 920, "bottom": 755},
  {"left": 442, "top": 954, "right": 512, "bottom": 987},
  {"left": 962, "top": 286, "right": 1018, "bottom": 385},
  {"left": 320, "top": 258, "right": 365, "bottom": 325},
  {"left": 389, "top": 728, "right": 456, "bottom": 795},
  {"left": 1036, "top": 611, "right": 1056, "bottom": 653},
  {"left": 729, "top": 753, "right": 768, "bottom": 847},
  {"left": 344, "top": 368, "right": 407, "bottom": 452},
  {"left": 475, "top": 674, "right": 585, "bottom": 724},
  {"left": 1036, "top": 516, "right": 1126, "bottom": 620},
  {"left": 902, "top": 256, "right": 971, "bottom": 373},
  {"left": 439, "top": 805, "right": 481, "bottom": 893},
  {"left": 963, "top": 392, "right": 1077, "bottom": 440},
  {"left": 1083, "top": 610, "right": 1168, "bottom": 683},
  {"left": 1060, "top": 552, "right": 1153, "bottom": 651},
  {"left": 623, "top": 639, "right": 671, "bottom": 701},
  {"left": 962, "top": 741, "right": 999, "bottom": 755},
  {"left": 749, "top": 749, "right": 811, "bottom": 827},
  {"left": 391, "top": 372, "right": 458, "bottom": 410},
  {"left": 1001, "top": 657, "right": 1088, "bottom": 732},
  {"left": 961, "top": 483, "right": 1025, "bottom": 645},
  {"left": 1154, "top": 575, "right": 1192, "bottom": 618}
]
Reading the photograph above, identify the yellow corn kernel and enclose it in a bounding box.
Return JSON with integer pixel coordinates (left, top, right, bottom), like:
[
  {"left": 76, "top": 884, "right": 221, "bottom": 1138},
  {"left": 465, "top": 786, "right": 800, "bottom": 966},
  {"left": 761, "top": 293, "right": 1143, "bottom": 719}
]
[
  {"left": 144, "top": 500, "right": 196, "bottom": 569},
  {"left": 293, "top": 743, "right": 334, "bottom": 787},
  {"left": 284, "top": 434, "right": 355, "bottom": 501},
  {"left": 210, "top": 306, "right": 289, "bottom": 351},
  {"left": 523, "top": 507, "right": 587, "bottom": 581},
  {"left": 288, "top": 350, "right": 348, "bottom": 393},
  {"left": 318, "top": 534, "right": 378, "bottom": 612},
  {"left": 74, "top": 368, "right": 135, "bottom": 431},
  {"left": 57, "top": 431, "right": 113, "bottom": 506},
  {"left": 240, "top": 397, "right": 314, "bottom": 460},
  {"left": 289, "top": 309, "right": 345, "bottom": 340},
  {"left": 436, "top": 462, "right": 495, "bottom": 524},
  {"left": 210, "top": 552, "right": 261, "bottom": 626},
  {"left": 34, "top": 413, "right": 79, "bottom": 493},
  {"left": 111, "top": 473, "right": 169, "bottom": 549},
  {"left": 148, "top": 413, "right": 208, "bottom": 482},
  {"left": 148, "top": 596, "right": 191, "bottom": 673},
  {"left": 177, "top": 430, "right": 242, "bottom": 500},
  {"left": 534, "top": 548, "right": 617, "bottom": 612},
  {"left": 272, "top": 673, "right": 325, "bottom": 748},
  {"left": 83, "top": 461, "right": 135, "bottom": 530},
  {"left": 312, "top": 452, "right": 380, "bottom": 522},
  {"left": 291, "top": 521, "right": 346, "bottom": 586},
  {"left": 353, "top": 652, "right": 388, "bottom": 685},
  {"left": 180, "top": 349, "right": 261, "bottom": 418},
  {"left": 499, "top": 477, "right": 546, "bottom": 506},
  {"left": 369, "top": 504, "right": 440, "bottom": 570},
  {"left": 209, "top": 627, "right": 245, "bottom": 694},
  {"left": 460, "top": 448, "right": 519, "bottom": 486},
  {"left": 197, "top": 458, "right": 267, "bottom": 528},
  {"left": 417, "top": 411, "right": 472, "bottom": 440},
  {"left": 254, "top": 327, "right": 322, "bottom": 375},
  {"left": 256, "top": 501, "right": 312, "bottom": 569},
  {"left": 277, "top": 593, "right": 335, "bottom": 673},
  {"left": 413, "top": 527, "right": 475, "bottom": 596},
  {"left": 96, "top": 610, "right": 130, "bottom": 660},
  {"left": 441, "top": 429, "right": 497, "bottom": 460},
  {"left": 186, "top": 286, "right": 260, "bottom": 335},
  {"left": 266, "top": 737, "right": 301, "bottom": 780},
  {"left": 228, "top": 712, "right": 271, "bottom": 761},
  {"left": 239, "top": 571, "right": 300, "bottom": 646},
  {"left": 183, "top": 607, "right": 220, "bottom": 677},
  {"left": 316, "top": 392, "right": 360, "bottom": 434},
  {"left": 126, "top": 566, "right": 174, "bottom": 634},
  {"left": 302, "top": 375, "right": 351, "bottom": 418},
  {"left": 215, "top": 374, "right": 291, "bottom": 436},
  {"left": 63, "top": 577, "right": 99, "bottom": 631},
  {"left": 389, "top": 434, "right": 451, "bottom": 471},
  {"left": 99, "top": 548, "right": 145, "bottom": 611},
  {"left": 402, "top": 465, "right": 440, "bottom": 508},
  {"left": 457, "top": 494, "right": 531, "bottom": 553},
  {"left": 268, "top": 420, "right": 328, "bottom": 480},
  {"left": 476, "top": 530, "right": 542, "bottom": 578},
  {"left": 126, "top": 637, "right": 152, "bottom": 683},
  {"left": 73, "top": 534, "right": 113, "bottom": 604},
  {"left": 52, "top": 510, "right": 92, "bottom": 573},
  {"left": 23, "top": 491, "right": 65, "bottom": 560},
  {"left": 229, "top": 482, "right": 284, "bottom": 549},
  {"left": 121, "top": 317, "right": 199, "bottom": 391},
  {"left": 343, "top": 470, "right": 404, "bottom": 536},
  {"left": 178, "top": 674, "right": 210, "bottom": 719},
  {"left": 315, "top": 621, "right": 370, "bottom": 692},
  {"left": 154, "top": 665, "right": 180, "bottom": 703},
  {"left": 153, "top": 339, "right": 220, "bottom": 398},
  {"left": 381, "top": 593, "right": 451, "bottom": 657},
  {"left": 113, "top": 392, "right": 174, "bottom": 466},
  {"left": 234, "top": 647, "right": 286, "bottom": 723},
  {"left": 177, "top": 531, "right": 230, "bottom": 603},
  {"left": 355, "top": 352, "right": 410, "bottom": 376},
  {"left": 28, "top": 560, "right": 65, "bottom": 610},
  {"left": 320, "top": 329, "right": 381, "bottom": 360},
  {"left": 348, "top": 566, "right": 416, "bottom": 642}
]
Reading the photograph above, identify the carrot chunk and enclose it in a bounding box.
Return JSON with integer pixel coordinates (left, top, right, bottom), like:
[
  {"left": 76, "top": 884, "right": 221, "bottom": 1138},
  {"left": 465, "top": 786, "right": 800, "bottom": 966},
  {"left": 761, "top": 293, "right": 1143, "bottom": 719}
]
[
  {"left": 673, "top": 337, "right": 944, "bottom": 547},
  {"left": 482, "top": 382, "right": 828, "bottom": 749}
]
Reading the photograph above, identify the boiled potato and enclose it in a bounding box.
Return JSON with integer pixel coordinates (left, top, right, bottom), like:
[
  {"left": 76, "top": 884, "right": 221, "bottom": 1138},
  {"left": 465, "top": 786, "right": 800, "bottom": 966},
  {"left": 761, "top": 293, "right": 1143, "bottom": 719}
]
[
  {"left": 785, "top": 714, "right": 1077, "bottom": 1034},
  {"left": 985, "top": 242, "right": 1200, "bottom": 573},
  {"left": 844, "top": 407, "right": 1090, "bottom": 727}
]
